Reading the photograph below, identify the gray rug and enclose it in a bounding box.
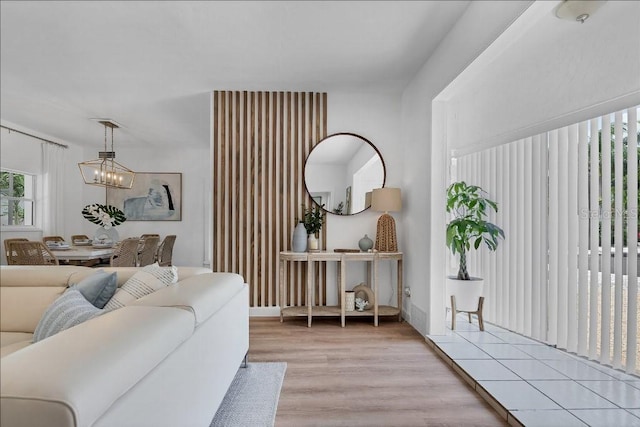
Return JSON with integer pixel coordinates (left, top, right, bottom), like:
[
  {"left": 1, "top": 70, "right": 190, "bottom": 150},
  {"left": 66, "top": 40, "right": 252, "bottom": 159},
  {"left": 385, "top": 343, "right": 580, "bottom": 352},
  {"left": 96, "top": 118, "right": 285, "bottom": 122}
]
[{"left": 210, "top": 362, "right": 287, "bottom": 427}]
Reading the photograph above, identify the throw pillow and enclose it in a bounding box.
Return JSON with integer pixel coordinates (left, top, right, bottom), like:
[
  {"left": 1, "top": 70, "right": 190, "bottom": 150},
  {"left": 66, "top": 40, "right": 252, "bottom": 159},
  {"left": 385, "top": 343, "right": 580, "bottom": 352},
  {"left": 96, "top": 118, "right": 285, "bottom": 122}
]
[
  {"left": 33, "top": 289, "right": 103, "bottom": 343},
  {"left": 70, "top": 269, "right": 118, "bottom": 309},
  {"left": 103, "top": 263, "right": 178, "bottom": 311}
]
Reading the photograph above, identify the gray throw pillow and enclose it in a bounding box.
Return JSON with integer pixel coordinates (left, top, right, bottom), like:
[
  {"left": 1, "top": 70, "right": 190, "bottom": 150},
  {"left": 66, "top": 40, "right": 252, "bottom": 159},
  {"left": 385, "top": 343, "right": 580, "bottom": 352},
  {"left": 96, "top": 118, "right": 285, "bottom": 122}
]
[
  {"left": 71, "top": 269, "right": 118, "bottom": 309},
  {"left": 33, "top": 289, "right": 103, "bottom": 343}
]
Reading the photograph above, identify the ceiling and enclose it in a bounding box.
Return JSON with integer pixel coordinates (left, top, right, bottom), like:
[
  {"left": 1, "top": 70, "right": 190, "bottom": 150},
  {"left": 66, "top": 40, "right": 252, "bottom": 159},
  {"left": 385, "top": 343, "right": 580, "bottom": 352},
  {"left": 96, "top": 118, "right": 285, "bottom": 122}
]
[{"left": 0, "top": 1, "right": 470, "bottom": 150}]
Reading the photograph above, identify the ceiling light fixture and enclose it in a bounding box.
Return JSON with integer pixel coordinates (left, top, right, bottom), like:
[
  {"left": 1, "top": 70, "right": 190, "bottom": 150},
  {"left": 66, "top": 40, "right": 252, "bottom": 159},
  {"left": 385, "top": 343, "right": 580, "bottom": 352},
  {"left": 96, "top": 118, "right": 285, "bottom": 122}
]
[
  {"left": 78, "top": 119, "right": 135, "bottom": 189},
  {"left": 555, "top": 0, "right": 607, "bottom": 24}
]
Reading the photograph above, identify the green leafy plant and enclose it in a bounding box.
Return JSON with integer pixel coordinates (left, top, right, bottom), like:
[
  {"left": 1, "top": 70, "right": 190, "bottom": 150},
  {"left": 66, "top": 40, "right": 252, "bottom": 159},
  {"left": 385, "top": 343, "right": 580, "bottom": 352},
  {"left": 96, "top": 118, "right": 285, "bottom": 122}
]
[
  {"left": 82, "top": 204, "right": 126, "bottom": 229},
  {"left": 446, "top": 181, "right": 504, "bottom": 280},
  {"left": 302, "top": 204, "right": 325, "bottom": 235}
]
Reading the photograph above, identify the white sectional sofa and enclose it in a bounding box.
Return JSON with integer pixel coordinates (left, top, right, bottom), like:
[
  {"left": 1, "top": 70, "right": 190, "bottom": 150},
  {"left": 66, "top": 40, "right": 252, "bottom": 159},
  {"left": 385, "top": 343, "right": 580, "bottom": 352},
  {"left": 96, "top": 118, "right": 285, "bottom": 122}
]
[{"left": 0, "top": 265, "right": 249, "bottom": 427}]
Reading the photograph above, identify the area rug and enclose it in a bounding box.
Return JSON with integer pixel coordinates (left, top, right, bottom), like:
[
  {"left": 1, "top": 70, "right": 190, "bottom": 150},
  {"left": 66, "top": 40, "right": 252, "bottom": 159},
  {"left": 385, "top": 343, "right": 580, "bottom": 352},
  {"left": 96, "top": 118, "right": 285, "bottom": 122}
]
[{"left": 210, "top": 362, "right": 287, "bottom": 427}]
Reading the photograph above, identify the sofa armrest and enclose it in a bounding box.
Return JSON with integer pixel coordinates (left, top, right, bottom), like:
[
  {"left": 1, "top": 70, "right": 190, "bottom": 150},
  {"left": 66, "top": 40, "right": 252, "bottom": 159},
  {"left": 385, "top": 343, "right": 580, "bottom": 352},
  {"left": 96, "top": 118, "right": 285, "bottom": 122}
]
[
  {"left": 0, "top": 306, "right": 194, "bottom": 427},
  {"left": 130, "top": 272, "right": 246, "bottom": 326}
]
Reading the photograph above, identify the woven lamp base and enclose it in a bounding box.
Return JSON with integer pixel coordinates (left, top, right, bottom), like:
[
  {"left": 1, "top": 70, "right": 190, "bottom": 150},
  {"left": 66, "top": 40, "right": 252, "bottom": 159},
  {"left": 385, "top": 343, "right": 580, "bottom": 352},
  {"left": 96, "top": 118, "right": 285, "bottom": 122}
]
[{"left": 374, "top": 213, "right": 397, "bottom": 252}]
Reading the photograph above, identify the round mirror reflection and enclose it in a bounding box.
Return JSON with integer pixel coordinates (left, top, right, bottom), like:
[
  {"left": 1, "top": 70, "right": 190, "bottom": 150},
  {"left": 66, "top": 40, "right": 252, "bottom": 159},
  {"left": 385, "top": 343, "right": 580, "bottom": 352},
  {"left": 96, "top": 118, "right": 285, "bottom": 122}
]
[{"left": 304, "top": 133, "right": 386, "bottom": 215}]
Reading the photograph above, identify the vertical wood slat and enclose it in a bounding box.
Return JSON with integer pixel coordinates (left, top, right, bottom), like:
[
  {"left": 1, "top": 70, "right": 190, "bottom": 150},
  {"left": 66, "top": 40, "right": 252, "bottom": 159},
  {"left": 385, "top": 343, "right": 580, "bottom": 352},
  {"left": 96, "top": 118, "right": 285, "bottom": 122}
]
[
  {"left": 523, "top": 138, "right": 533, "bottom": 337},
  {"left": 626, "top": 107, "right": 638, "bottom": 374},
  {"left": 212, "top": 91, "right": 327, "bottom": 309}
]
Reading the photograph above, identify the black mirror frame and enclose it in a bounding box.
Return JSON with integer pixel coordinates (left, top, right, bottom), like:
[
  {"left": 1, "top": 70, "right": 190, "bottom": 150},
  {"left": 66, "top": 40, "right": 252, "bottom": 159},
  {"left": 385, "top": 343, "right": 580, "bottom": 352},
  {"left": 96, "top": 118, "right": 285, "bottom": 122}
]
[{"left": 303, "top": 132, "right": 386, "bottom": 216}]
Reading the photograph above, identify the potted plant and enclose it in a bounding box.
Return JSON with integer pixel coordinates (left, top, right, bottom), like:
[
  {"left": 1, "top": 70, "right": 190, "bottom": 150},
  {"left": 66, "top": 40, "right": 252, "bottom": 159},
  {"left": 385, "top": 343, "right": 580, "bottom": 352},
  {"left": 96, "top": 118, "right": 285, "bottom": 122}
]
[
  {"left": 445, "top": 181, "right": 504, "bottom": 315},
  {"left": 303, "top": 204, "right": 325, "bottom": 251}
]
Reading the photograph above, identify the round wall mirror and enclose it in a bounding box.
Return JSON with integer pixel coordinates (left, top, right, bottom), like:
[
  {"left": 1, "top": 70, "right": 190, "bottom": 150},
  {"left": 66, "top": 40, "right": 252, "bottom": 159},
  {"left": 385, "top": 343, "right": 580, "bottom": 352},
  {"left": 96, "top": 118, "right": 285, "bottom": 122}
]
[{"left": 304, "top": 132, "right": 386, "bottom": 215}]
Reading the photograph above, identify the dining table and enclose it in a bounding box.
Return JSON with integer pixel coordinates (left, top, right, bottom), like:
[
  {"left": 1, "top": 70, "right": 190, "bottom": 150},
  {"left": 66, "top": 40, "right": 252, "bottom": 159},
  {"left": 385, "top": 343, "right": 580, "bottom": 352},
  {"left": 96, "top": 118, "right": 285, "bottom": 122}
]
[{"left": 50, "top": 245, "right": 115, "bottom": 267}]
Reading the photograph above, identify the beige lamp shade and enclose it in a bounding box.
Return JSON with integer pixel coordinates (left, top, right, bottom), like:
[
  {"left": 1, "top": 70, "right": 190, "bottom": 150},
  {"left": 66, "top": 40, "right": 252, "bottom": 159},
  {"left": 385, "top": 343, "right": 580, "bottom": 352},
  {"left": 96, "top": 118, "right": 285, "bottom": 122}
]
[{"left": 371, "top": 187, "right": 402, "bottom": 213}]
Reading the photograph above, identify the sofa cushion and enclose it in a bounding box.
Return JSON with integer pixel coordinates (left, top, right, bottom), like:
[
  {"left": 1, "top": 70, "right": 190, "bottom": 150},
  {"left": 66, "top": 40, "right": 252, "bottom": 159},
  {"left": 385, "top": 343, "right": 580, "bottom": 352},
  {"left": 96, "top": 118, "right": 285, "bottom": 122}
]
[
  {"left": 0, "top": 340, "right": 31, "bottom": 358},
  {"left": 33, "top": 289, "right": 103, "bottom": 343},
  {"left": 0, "top": 332, "right": 33, "bottom": 359},
  {"left": 70, "top": 269, "right": 118, "bottom": 309},
  {"left": 104, "top": 263, "right": 178, "bottom": 311},
  {"left": 131, "top": 272, "right": 246, "bottom": 326}
]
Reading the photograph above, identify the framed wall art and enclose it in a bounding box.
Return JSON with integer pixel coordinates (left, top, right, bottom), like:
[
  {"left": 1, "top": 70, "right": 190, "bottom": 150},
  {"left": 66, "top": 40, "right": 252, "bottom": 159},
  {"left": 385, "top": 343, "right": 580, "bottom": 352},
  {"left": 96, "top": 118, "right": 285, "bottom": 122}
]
[{"left": 107, "top": 172, "right": 182, "bottom": 221}]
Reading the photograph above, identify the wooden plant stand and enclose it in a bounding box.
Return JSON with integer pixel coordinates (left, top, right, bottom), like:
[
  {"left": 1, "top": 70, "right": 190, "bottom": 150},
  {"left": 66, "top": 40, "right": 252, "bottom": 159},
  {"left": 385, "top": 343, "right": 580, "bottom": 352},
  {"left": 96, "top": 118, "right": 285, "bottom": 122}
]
[{"left": 450, "top": 296, "right": 485, "bottom": 331}]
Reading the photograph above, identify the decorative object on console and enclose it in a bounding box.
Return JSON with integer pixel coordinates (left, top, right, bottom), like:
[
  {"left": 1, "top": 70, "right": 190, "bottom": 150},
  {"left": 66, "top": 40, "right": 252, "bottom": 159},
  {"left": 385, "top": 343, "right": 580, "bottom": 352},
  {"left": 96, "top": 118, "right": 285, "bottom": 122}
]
[
  {"left": 371, "top": 187, "right": 402, "bottom": 252},
  {"left": 352, "top": 283, "right": 374, "bottom": 310},
  {"left": 78, "top": 119, "right": 135, "bottom": 189},
  {"left": 302, "top": 204, "right": 325, "bottom": 252},
  {"left": 355, "top": 297, "right": 368, "bottom": 312},
  {"left": 358, "top": 234, "right": 374, "bottom": 252},
  {"left": 345, "top": 290, "right": 355, "bottom": 312},
  {"left": 107, "top": 172, "right": 182, "bottom": 221},
  {"left": 292, "top": 222, "right": 307, "bottom": 252}
]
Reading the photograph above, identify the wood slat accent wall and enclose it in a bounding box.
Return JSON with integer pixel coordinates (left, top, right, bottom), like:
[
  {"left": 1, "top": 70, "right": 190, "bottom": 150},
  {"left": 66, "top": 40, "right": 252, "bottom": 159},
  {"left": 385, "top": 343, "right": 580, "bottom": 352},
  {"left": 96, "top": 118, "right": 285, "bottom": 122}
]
[{"left": 212, "top": 91, "right": 327, "bottom": 308}]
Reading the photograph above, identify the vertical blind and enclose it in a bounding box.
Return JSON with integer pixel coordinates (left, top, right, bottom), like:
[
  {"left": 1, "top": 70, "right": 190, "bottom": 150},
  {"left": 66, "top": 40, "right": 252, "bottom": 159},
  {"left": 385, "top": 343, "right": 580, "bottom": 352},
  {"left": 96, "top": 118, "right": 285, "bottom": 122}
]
[
  {"left": 455, "top": 106, "right": 639, "bottom": 374},
  {"left": 212, "top": 91, "right": 328, "bottom": 309}
]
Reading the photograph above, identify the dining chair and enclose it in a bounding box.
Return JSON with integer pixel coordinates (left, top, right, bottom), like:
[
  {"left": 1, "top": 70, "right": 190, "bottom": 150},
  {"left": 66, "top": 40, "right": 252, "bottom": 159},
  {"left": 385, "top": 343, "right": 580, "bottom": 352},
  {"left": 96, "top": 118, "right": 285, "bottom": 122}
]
[
  {"left": 156, "top": 235, "right": 176, "bottom": 266},
  {"left": 140, "top": 234, "right": 160, "bottom": 239},
  {"left": 42, "top": 235, "right": 66, "bottom": 243},
  {"left": 71, "top": 234, "right": 90, "bottom": 244},
  {"left": 8, "top": 241, "right": 59, "bottom": 265},
  {"left": 109, "top": 237, "right": 139, "bottom": 267},
  {"left": 138, "top": 235, "right": 160, "bottom": 267},
  {"left": 4, "top": 238, "right": 29, "bottom": 264}
]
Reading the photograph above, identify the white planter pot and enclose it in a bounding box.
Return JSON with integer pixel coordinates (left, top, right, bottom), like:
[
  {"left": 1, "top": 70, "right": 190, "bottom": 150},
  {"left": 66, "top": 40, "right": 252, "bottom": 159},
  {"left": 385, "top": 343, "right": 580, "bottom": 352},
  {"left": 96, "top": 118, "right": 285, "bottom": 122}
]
[{"left": 446, "top": 276, "right": 484, "bottom": 312}]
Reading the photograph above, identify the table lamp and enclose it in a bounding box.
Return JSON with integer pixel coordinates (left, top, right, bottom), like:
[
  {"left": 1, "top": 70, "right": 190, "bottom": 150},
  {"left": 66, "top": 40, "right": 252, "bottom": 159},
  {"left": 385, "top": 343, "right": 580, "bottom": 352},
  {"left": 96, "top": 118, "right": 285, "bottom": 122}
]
[{"left": 371, "top": 187, "right": 402, "bottom": 252}]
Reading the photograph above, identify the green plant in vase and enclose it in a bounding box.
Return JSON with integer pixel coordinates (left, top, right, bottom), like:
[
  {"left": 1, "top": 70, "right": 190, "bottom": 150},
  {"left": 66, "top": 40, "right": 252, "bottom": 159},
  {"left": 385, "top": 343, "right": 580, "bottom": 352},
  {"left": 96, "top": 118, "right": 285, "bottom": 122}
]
[{"left": 302, "top": 204, "right": 325, "bottom": 251}]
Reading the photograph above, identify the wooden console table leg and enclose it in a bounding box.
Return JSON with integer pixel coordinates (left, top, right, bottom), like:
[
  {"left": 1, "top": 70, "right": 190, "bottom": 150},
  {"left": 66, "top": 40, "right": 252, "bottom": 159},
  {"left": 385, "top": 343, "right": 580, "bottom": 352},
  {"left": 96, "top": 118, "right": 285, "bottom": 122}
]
[
  {"left": 279, "top": 259, "right": 285, "bottom": 322},
  {"left": 397, "top": 258, "right": 403, "bottom": 322},
  {"left": 374, "top": 257, "right": 379, "bottom": 327},
  {"left": 340, "top": 256, "right": 346, "bottom": 327},
  {"left": 307, "top": 260, "right": 313, "bottom": 328}
]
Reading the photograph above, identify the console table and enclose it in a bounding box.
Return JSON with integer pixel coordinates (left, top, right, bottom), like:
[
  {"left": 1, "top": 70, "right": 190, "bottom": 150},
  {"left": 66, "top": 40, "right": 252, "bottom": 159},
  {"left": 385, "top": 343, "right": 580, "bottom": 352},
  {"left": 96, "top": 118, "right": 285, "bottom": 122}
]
[{"left": 279, "top": 251, "right": 403, "bottom": 327}]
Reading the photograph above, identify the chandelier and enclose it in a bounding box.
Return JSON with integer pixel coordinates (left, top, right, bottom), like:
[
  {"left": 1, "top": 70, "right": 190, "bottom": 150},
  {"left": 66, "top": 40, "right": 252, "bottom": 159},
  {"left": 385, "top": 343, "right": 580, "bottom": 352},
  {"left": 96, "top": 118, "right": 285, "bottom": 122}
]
[{"left": 78, "top": 119, "right": 135, "bottom": 189}]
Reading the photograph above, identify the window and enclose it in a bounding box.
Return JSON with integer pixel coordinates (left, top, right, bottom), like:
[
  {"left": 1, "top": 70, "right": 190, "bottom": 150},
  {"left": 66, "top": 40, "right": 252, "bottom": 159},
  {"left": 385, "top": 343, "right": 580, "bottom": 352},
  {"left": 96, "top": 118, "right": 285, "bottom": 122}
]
[{"left": 0, "top": 170, "right": 35, "bottom": 226}]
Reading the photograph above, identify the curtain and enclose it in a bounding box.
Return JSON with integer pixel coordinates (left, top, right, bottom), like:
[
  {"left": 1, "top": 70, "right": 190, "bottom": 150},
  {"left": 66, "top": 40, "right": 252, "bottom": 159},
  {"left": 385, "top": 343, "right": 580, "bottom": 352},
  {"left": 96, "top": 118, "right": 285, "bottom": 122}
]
[{"left": 41, "top": 143, "right": 65, "bottom": 236}]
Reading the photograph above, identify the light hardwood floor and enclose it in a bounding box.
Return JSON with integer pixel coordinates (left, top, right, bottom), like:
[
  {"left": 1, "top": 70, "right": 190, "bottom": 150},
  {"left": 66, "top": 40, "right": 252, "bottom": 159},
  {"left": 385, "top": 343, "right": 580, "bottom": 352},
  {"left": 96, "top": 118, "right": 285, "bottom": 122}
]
[{"left": 249, "top": 317, "right": 507, "bottom": 426}]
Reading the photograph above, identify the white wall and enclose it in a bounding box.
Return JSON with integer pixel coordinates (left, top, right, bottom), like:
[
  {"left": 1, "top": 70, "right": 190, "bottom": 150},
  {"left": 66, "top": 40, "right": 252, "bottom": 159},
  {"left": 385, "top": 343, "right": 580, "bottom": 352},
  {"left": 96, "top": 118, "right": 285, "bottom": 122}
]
[
  {"left": 445, "top": 0, "right": 640, "bottom": 156},
  {"left": 400, "top": 1, "right": 534, "bottom": 335},
  {"left": 323, "top": 89, "right": 404, "bottom": 306}
]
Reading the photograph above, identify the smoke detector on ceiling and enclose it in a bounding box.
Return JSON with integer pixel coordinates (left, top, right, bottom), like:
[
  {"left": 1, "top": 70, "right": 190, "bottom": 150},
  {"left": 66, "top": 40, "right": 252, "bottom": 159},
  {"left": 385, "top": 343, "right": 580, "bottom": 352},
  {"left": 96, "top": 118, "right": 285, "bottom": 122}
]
[{"left": 555, "top": 0, "right": 607, "bottom": 23}]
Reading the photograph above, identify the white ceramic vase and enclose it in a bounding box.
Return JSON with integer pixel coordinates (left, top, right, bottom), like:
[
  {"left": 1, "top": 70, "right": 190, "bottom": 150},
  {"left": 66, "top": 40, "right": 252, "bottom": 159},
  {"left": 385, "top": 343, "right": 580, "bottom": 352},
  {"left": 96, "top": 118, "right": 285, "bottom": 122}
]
[
  {"left": 307, "top": 234, "right": 319, "bottom": 251},
  {"left": 446, "top": 276, "right": 484, "bottom": 312},
  {"left": 93, "top": 226, "right": 119, "bottom": 245}
]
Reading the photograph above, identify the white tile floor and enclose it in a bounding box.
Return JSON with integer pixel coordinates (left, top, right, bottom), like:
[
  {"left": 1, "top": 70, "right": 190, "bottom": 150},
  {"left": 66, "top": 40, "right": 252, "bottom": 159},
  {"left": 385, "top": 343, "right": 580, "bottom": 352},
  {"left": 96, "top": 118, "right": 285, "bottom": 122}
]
[{"left": 427, "top": 313, "right": 640, "bottom": 427}]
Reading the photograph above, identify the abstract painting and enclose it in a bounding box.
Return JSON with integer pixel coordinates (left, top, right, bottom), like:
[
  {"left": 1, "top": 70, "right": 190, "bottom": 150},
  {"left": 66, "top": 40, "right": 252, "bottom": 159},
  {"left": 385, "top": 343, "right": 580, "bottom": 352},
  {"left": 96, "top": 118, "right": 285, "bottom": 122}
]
[{"left": 107, "top": 172, "right": 182, "bottom": 221}]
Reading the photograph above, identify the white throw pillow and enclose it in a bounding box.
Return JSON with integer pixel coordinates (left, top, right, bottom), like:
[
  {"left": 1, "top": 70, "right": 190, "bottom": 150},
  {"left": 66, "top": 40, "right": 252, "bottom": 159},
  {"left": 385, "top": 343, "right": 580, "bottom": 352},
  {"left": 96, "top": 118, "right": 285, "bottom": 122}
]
[
  {"left": 104, "top": 263, "right": 178, "bottom": 311},
  {"left": 33, "top": 289, "right": 103, "bottom": 342}
]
